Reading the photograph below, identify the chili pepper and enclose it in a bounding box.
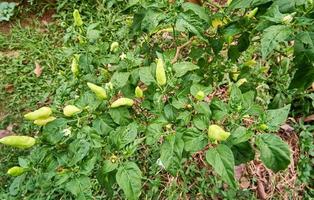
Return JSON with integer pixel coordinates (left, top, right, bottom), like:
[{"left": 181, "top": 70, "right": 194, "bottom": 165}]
[
  {"left": 156, "top": 58, "right": 166, "bottom": 86},
  {"left": 110, "top": 98, "right": 134, "bottom": 108},
  {"left": 73, "top": 9, "right": 83, "bottom": 27},
  {"left": 110, "top": 42, "right": 119, "bottom": 53},
  {"left": 0, "top": 136, "right": 36, "bottom": 149},
  {"left": 208, "top": 125, "right": 230, "bottom": 141},
  {"left": 63, "top": 105, "right": 81, "bottom": 117},
  {"left": 34, "top": 116, "right": 56, "bottom": 126},
  {"left": 195, "top": 91, "right": 205, "bottom": 101},
  {"left": 24, "top": 107, "right": 52, "bottom": 121},
  {"left": 71, "top": 54, "right": 80, "bottom": 76},
  {"left": 87, "top": 82, "right": 107, "bottom": 99},
  {"left": 7, "top": 166, "right": 25, "bottom": 176},
  {"left": 135, "top": 86, "right": 143, "bottom": 98}
]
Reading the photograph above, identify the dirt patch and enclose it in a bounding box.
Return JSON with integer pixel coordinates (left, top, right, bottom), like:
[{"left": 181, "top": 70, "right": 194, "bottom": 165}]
[{"left": 0, "top": 2, "right": 56, "bottom": 34}]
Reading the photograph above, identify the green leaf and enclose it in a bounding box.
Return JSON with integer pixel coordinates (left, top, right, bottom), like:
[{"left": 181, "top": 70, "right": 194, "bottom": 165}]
[
  {"left": 145, "top": 123, "right": 163, "bottom": 145},
  {"left": 42, "top": 118, "right": 67, "bottom": 145},
  {"left": 256, "top": 134, "right": 291, "bottom": 172},
  {"left": 111, "top": 72, "right": 130, "bottom": 88},
  {"left": 139, "top": 67, "right": 155, "bottom": 85},
  {"left": 110, "top": 123, "right": 138, "bottom": 149},
  {"left": 173, "top": 62, "right": 199, "bottom": 77},
  {"left": 101, "top": 160, "right": 118, "bottom": 174},
  {"left": 266, "top": 104, "right": 291, "bottom": 131},
  {"left": 68, "top": 139, "right": 90, "bottom": 166},
  {"left": 205, "top": 144, "right": 236, "bottom": 188},
  {"left": 93, "top": 118, "right": 113, "bottom": 135},
  {"left": 160, "top": 133, "right": 184, "bottom": 174},
  {"left": 190, "top": 84, "right": 212, "bottom": 97},
  {"left": 65, "top": 176, "right": 91, "bottom": 198},
  {"left": 231, "top": 141, "right": 255, "bottom": 165},
  {"left": 290, "top": 32, "right": 314, "bottom": 90},
  {"left": 228, "top": 0, "right": 272, "bottom": 10},
  {"left": 116, "top": 162, "right": 142, "bottom": 200},
  {"left": 109, "top": 107, "right": 131, "bottom": 125},
  {"left": 228, "top": 126, "right": 253, "bottom": 145},
  {"left": 182, "top": 2, "right": 209, "bottom": 22},
  {"left": 192, "top": 114, "right": 209, "bottom": 130},
  {"left": 261, "top": 25, "right": 292, "bottom": 58},
  {"left": 183, "top": 128, "right": 207, "bottom": 152}
]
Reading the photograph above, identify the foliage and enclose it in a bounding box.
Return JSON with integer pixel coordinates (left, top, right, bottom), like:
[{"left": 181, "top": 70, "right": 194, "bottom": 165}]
[
  {"left": 0, "top": 0, "right": 313, "bottom": 199},
  {"left": 0, "top": 2, "right": 16, "bottom": 21}
]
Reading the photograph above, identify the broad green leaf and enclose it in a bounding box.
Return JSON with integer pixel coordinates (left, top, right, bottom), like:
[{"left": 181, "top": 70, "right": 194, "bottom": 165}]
[
  {"left": 194, "top": 102, "right": 211, "bottom": 116},
  {"left": 160, "top": 133, "right": 184, "bottom": 174},
  {"left": 182, "top": 2, "right": 209, "bottom": 22},
  {"left": 101, "top": 160, "right": 118, "bottom": 174},
  {"left": 109, "top": 107, "right": 131, "bottom": 125},
  {"left": 111, "top": 72, "right": 130, "bottom": 88},
  {"left": 228, "top": 0, "right": 272, "bottom": 10},
  {"left": 190, "top": 84, "right": 212, "bottom": 97},
  {"left": 139, "top": 67, "right": 155, "bottom": 85},
  {"left": 65, "top": 176, "right": 91, "bottom": 198},
  {"left": 192, "top": 114, "right": 209, "bottom": 130},
  {"left": 256, "top": 134, "right": 291, "bottom": 172},
  {"left": 145, "top": 123, "right": 163, "bottom": 145},
  {"left": 9, "top": 175, "right": 25, "bottom": 196},
  {"left": 68, "top": 139, "right": 90, "bottom": 166},
  {"left": 290, "top": 32, "right": 314, "bottom": 90},
  {"left": 110, "top": 123, "right": 138, "bottom": 149},
  {"left": 183, "top": 128, "right": 207, "bottom": 152},
  {"left": 93, "top": 118, "right": 113, "bottom": 135},
  {"left": 228, "top": 126, "right": 253, "bottom": 145},
  {"left": 176, "top": 13, "right": 206, "bottom": 41},
  {"left": 231, "top": 141, "right": 255, "bottom": 165},
  {"left": 205, "top": 144, "right": 236, "bottom": 188},
  {"left": 42, "top": 118, "right": 67, "bottom": 145},
  {"left": 173, "top": 62, "right": 199, "bottom": 77},
  {"left": 266, "top": 104, "right": 291, "bottom": 131},
  {"left": 261, "top": 25, "right": 292, "bottom": 58},
  {"left": 116, "top": 162, "right": 142, "bottom": 200},
  {"left": 141, "top": 9, "right": 165, "bottom": 33}
]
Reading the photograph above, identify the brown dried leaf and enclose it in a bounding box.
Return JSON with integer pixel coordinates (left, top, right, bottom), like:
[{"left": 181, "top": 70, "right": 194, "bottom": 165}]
[
  {"left": 240, "top": 177, "right": 250, "bottom": 189},
  {"left": 4, "top": 84, "right": 14, "bottom": 93},
  {"left": 257, "top": 181, "right": 267, "bottom": 200},
  {"left": 235, "top": 164, "right": 245, "bottom": 180},
  {"left": 0, "top": 130, "right": 11, "bottom": 139},
  {"left": 280, "top": 124, "right": 294, "bottom": 132},
  {"left": 34, "top": 61, "right": 43, "bottom": 77},
  {"left": 304, "top": 114, "right": 314, "bottom": 122}
]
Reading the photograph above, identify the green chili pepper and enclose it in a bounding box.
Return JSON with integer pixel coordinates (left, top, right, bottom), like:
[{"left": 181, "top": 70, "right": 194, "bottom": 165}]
[
  {"left": 156, "top": 58, "right": 166, "bottom": 86},
  {"left": 34, "top": 116, "right": 56, "bottom": 126},
  {"left": 73, "top": 9, "right": 83, "bottom": 27},
  {"left": 87, "top": 82, "right": 107, "bottom": 99},
  {"left": 63, "top": 105, "right": 81, "bottom": 117},
  {"left": 135, "top": 86, "right": 143, "bottom": 98},
  {"left": 24, "top": 107, "right": 52, "bottom": 121},
  {"left": 0, "top": 136, "right": 36, "bottom": 149},
  {"left": 7, "top": 166, "right": 25, "bottom": 177},
  {"left": 111, "top": 98, "right": 134, "bottom": 108},
  {"left": 208, "top": 125, "right": 230, "bottom": 142}
]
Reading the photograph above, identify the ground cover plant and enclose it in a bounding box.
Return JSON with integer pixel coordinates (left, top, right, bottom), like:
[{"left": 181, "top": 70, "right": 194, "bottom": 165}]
[{"left": 0, "top": 0, "right": 313, "bottom": 199}]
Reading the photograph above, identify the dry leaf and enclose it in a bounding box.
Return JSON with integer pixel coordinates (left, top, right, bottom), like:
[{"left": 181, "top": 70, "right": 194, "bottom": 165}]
[
  {"left": 0, "top": 130, "right": 12, "bottom": 139},
  {"left": 304, "top": 114, "right": 314, "bottom": 122},
  {"left": 280, "top": 124, "right": 294, "bottom": 132},
  {"left": 240, "top": 177, "right": 250, "bottom": 189},
  {"left": 257, "top": 180, "right": 267, "bottom": 200},
  {"left": 34, "top": 61, "right": 43, "bottom": 77},
  {"left": 4, "top": 84, "right": 14, "bottom": 93},
  {"left": 235, "top": 164, "right": 245, "bottom": 180}
]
